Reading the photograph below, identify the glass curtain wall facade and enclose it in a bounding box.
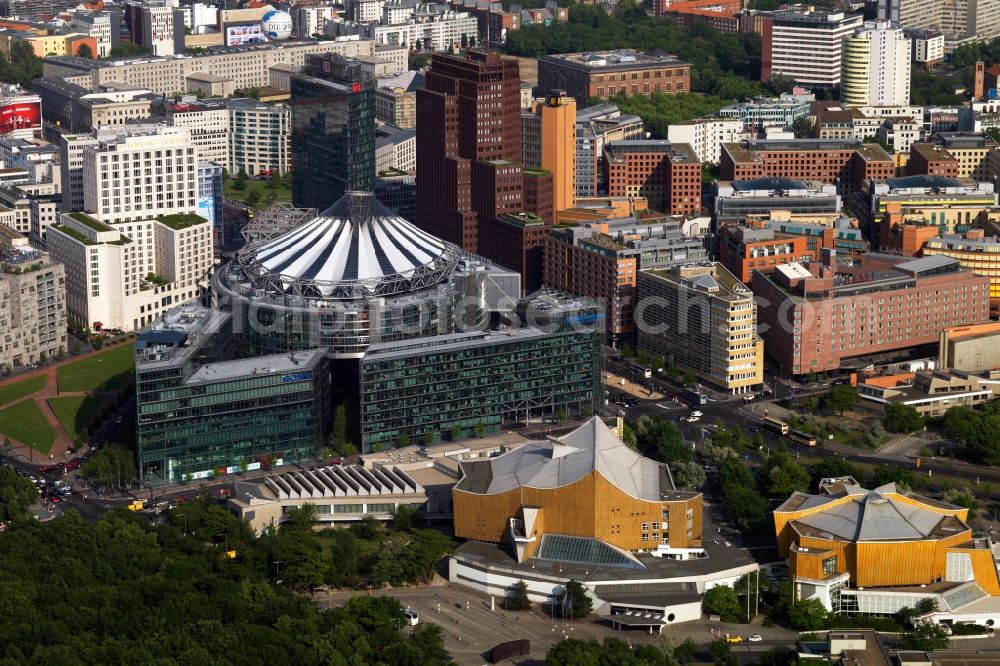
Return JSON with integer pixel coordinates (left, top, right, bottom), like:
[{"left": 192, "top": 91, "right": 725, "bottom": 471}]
[
  {"left": 291, "top": 55, "right": 376, "bottom": 210},
  {"left": 358, "top": 304, "right": 604, "bottom": 450}
]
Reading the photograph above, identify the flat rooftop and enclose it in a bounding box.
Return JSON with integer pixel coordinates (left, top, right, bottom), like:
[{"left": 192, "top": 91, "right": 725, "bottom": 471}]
[
  {"left": 539, "top": 49, "right": 691, "bottom": 71},
  {"left": 187, "top": 348, "right": 325, "bottom": 385}
]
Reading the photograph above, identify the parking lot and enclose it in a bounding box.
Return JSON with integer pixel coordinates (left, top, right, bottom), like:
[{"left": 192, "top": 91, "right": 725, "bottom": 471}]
[{"left": 319, "top": 583, "right": 796, "bottom": 665}]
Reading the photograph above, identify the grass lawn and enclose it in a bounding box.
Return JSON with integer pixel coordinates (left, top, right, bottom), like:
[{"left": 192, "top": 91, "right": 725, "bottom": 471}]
[
  {"left": 0, "top": 375, "right": 46, "bottom": 407},
  {"left": 57, "top": 344, "right": 135, "bottom": 393},
  {"left": 223, "top": 178, "right": 292, "bottom": 208},
  {"left": 0, "top": 399, "right": 56, "bottom": 454},
  {"left": 48, "top": 395, "right": 104, "bottom": 441}
]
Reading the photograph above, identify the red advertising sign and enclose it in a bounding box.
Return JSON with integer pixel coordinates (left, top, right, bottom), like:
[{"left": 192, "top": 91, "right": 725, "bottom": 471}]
[{"left": 0, "top": 100, "right": 39, "bottom": 134}]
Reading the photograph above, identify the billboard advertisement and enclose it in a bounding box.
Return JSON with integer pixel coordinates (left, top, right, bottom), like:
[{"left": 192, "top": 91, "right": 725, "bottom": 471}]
[
  {"left": 197, "top": 195, "right": 217, "bottom": 230},
  {"left": 225, "top": 23, "right": 268, "bottom": 46},
  {"left": 0, "top": 99, "right": 40, "bottom": 134}
]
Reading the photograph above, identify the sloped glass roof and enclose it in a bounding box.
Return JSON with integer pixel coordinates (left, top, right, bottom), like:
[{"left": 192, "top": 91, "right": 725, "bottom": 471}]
[{"left": 535, "top": 534, "right": 645, "bottom": 569}]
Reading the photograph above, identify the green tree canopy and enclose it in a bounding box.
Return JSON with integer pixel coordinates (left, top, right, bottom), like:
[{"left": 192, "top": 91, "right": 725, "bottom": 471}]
[
  {"left": 789, "top": 598, "right": 828, "bottom": 630},
  {"left": 703, "top": 584, "right": 742, "bottom": 622},
  {"left": 883, "top": 403, "right": 924, "bottom": 433},
  {"left": 0, "top": 466, "right": 38, "bottom": 521}
]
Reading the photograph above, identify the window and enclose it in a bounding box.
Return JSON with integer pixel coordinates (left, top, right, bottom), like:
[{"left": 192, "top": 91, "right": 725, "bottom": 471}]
[{"left": 822, "top": 556, "right": 837, "bottom": 576}]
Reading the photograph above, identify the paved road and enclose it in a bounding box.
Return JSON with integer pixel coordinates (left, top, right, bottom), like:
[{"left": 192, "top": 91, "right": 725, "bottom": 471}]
[{"left": 318, "top": 583, "right": 798, "bottom": 666}]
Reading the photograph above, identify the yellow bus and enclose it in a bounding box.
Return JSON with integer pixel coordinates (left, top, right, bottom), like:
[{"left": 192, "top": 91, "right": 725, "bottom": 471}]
[
  {"left": 790, "top": 429, "right": 817, "bottom": 447},
  {"left": 763, "top": 416, "right": 789, "bottom": 435}
]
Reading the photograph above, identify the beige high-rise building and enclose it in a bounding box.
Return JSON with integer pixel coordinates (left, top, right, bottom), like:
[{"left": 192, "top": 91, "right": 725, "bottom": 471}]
[
  {"left": 540, "top": 91, "right": 576, "bottom": 214},
  {"left": 637, "top": 262, "right": 764, "bottom": 394}
]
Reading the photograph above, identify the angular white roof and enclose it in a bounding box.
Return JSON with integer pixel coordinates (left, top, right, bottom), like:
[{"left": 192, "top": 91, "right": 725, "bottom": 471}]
[
  {"left": 790, "top": 484, "right": 966, "bottom": 542},
  {"left": 455, "top": 417, "right": 679, "bottom": 502}
]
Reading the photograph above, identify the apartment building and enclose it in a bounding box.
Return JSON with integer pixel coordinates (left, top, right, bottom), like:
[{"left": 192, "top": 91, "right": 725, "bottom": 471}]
[
  {"left": 544, "top": 217, "right": 708, "bottom": 345},
  {"left": 667, "top": 117, "right": 744, "bottom": 163},
  {"left": 360, "top": 10, "right": 478, "bottom": 52},
  {"left": 537, "top": 50, "right": 692, "bottom": 106},
  {"left": 604, "top": 140, "right": 702, "bottom": 215},
  {"left": 761, "top": 10, "right": 864, "bottom": 87},
  {"left": 753, "top": 252, "right": 991, "bottom": 377},
  {"left": 714, "top": 178, "right": 843, "bottom": 221},
  {"left": 720, "top": 139, "right": 894, "bottom": 197},
  {"left": 841, "top": 21, "right": 911, "bottom": 107},
  {"left": 637, "top": 262, "right": 764, "bottom": 393},
  {"left": 125, "top": 3, "right": 183, "bottom": 57},
  {"left": 908, "top": 133, "right": 996, "bottom": 181},
  {"left": 70, "top": 11, "right": 118, "bottom": 58},
  {"left": 228, "top": 98, "right": 291, "bottom": 177},
  {"left": 0, "top": 244, "right": 66, "bottom": 369},
  {"left": 660, "top": 0, "right": 741, "bottom": 32},
  {"left": 878, "top": 0, "right": 1000, "bottom": 48},
  {"left": 42, "top": 39, "right": 377, "bottom": 96},
  {"left": 163, "top": 97, "right": 229, "bottom": 170}
]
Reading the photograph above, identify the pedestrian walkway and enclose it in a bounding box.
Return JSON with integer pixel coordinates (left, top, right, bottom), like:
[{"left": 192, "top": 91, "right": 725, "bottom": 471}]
[
  {"left": 604, "top": 372, "right": 663, "bottom": 400},
  {"left": 0, "top": 338, "right": 133, "bottom": 463}
]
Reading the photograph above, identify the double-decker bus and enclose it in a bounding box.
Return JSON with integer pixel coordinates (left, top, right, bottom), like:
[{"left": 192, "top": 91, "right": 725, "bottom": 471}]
[
  {"left": 763, "top": 416, "right": 789, "bottom": 435},
  {"left": 790, "top": 430, "right": 817, "bottom": 447}
]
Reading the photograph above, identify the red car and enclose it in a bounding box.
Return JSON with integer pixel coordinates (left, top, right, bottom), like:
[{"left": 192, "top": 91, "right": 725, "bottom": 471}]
[
  {"left": 50, "top": 497, "right": 61, "bottom": 504},
  {"left": 62, "top": 460, "right": 81, "bottom": 471},
  {"left": 39, "top": 465, "right": 53, "bottom": 473}
]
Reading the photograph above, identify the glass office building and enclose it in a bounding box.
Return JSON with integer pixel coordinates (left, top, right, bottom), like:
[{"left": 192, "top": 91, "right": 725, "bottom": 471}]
[
  {"left": 291, "top": 54, "right": 376, "bottom": 210},
  {"left": 359, "top": 291, "right": 604, "bottom": 450},
  {"left": 135, "top": 304, "right": 331, "bottom": 483}
]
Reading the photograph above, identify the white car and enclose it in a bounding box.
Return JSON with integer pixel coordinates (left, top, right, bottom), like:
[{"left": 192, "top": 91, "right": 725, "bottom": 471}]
[
  {"left": 690, "top": 410, "right": 703, "bottom": 418},
  {"left": 748, "top": 634, "right": 763, "bottom": 643},
  {"left": 685, "top": 416, "right": 700, "bottom": 423}
]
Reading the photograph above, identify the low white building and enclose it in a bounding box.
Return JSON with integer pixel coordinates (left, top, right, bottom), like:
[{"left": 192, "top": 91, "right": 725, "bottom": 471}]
[
  {"left": 667, "top": 117, "right": 743, "bottom": 164},
  {"left": 362, "top": 9, "right": 477, "bottom": 51}
]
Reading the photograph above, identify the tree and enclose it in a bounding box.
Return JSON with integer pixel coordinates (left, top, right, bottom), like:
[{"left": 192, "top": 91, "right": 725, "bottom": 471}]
[
  {"left": 708, "top": 640, "right": 736, "bottom": 666},
  {"left": 757, "top": 450, "right": 810, "bottom": 498},
  {"left": 76, "top": 43, "right": 94, "bottom": 59},
  {"left": 505, "top": 580, "right": 531, "bottom": 611},
  {"left": 107, "top": 42, "right": 150, "bottom": 58},
  {"left": 788, "top": 598, "right": 828, "bottom": 630},
  {"left": 703, "top": 584, "right": 742, "bottom": 622},
  {"left": 872, "top": 463, "right": 915, "bottom": 491},
  {"left": 809, "top": 457, "right": 864, "bottom": 490},
  {"left": 672, "top": 460, "right": 706, "bottom": 489},
  {"left": 392, "top": 504, "right": 416, "bottom": 531},
  {"left": 822, "top": 385, "right": 858, "bottom": 415},
  {"left": 232, "top": 169, "right": 248, "bottom": 191},
  {"left": 475, "top": 421, "right": 485, "bottom": 438},
  {"left": 450, "top": 424, "right": 461, "bottom": 441},
  {"left": 904, "top": 622, "right": 950, "bottom": 651},
  {"left": 883, "top": 403, "right": 924, "bottom": 433},
  {"left": 0, "top": 466, "right": 38, "bottom": 521},
  {"left": 559, "top": 580, "right": 593, "bottom": 618},
  {"left": 676, "top": 637, "right": 698, "bottom": 664},
  {"left": 423, "top": 429, "right": 434, "bottom": 445},
  {"left": 546, "top": 638, "right": 601, "bottom": 666},
  {"left": 245, "top": 190, "right": 261, "bottom": 208},
  {"left": 331, "top": 404, "right": 348, "bottom": 452},
  {"left": 281, "top": 503, "right": 317, "bottom": 531},
  {"left": 634, "top": 416, "right": 691, "bottom": 464},
  {"left": 791, "top": 115, "right": 813, "bottom": 138}
]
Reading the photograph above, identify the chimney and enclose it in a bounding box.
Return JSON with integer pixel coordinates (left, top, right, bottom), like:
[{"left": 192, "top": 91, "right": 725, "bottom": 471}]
[
  {"left": 966, "top": 228, "right": 986, "bottom": 241},
  {"left": 975, "top": 61, "right": 986, "bottom": 100},
  {"left": 821, "top": 247, "right": 836, "bottom": 268}
]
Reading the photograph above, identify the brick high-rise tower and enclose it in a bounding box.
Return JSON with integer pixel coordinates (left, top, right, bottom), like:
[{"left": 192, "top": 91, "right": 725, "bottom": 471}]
[{"left": 416, "top": 50, "right": 523, "bottom": 253}]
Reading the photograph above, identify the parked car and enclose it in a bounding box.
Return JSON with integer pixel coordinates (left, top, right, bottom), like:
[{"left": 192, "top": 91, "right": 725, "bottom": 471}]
[
  {"left": 748, "top": 634, "right": 762, "bottom": 643},
  {"left": 725, "top": 635, "right": 743, "bottom": 644}
]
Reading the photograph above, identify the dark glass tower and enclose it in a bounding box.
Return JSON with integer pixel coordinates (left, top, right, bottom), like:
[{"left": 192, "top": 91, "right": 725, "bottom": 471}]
[{"left": 291, "top": 54, "right": 375, "bottom": 210}]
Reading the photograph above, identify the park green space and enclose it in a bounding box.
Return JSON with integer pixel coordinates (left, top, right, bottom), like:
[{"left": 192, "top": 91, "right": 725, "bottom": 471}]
[
  {"left": 0, "top": 399, "right": 55, "bottom": 453},
  {"left": 48, "top": 395, "right": 103, "bottom": 442},
  {"left": 0, "top": 375, "right": 46, "bottom": 407},
  {"left": 57, "top": 344, "right": 134, "bottom": 393}
]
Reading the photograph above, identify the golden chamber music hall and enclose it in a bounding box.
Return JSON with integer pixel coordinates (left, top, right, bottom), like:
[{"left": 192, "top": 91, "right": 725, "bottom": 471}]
[{"left": 775, "top": 478, "right": 1000, "bottom": 625}]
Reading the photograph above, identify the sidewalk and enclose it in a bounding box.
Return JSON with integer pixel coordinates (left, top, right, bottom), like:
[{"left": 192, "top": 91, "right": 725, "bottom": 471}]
[{"left": 604, "top": 372, "right": 663, "bottom": 400}]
